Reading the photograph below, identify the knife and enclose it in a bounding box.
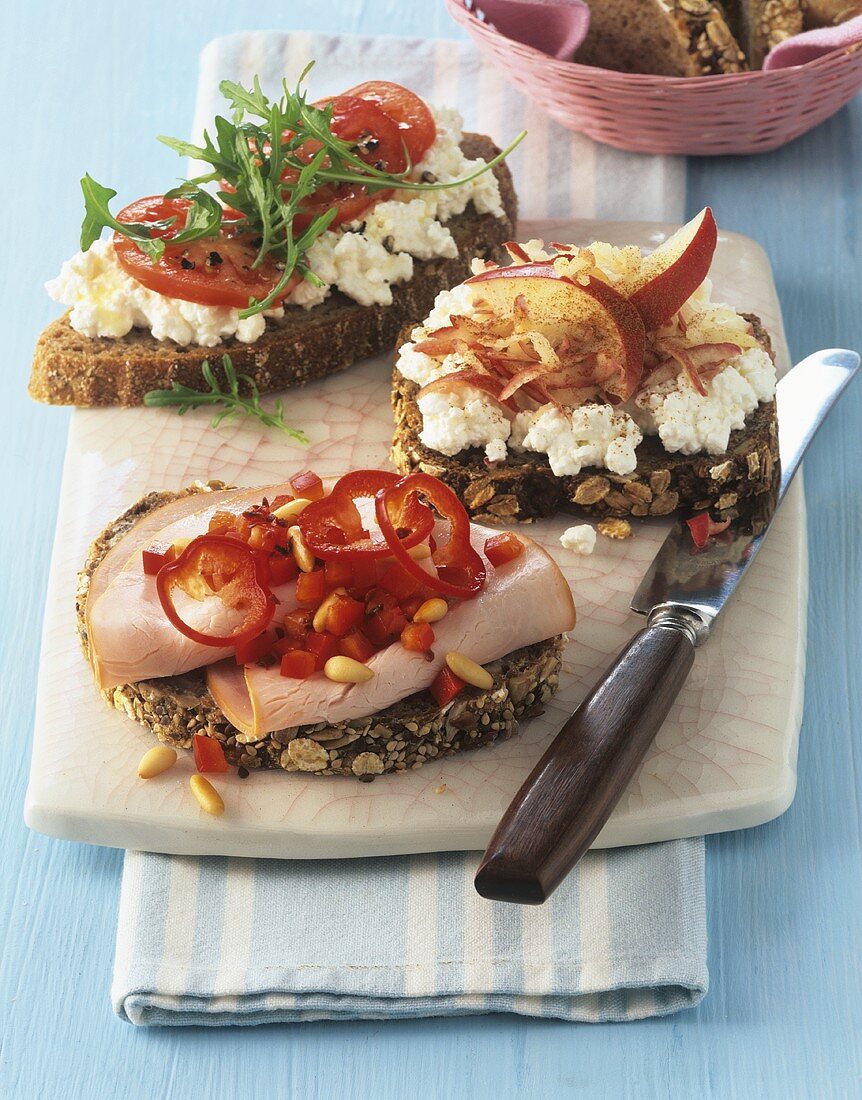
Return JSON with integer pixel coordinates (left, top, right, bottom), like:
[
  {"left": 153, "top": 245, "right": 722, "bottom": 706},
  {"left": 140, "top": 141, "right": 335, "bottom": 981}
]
[{"left": 475, "top": 348, "right": 860, "bottom": 904}]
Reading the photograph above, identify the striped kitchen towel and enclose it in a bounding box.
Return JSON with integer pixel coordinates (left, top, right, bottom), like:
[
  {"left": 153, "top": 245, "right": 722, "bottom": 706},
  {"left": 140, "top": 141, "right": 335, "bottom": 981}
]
[{"left": 112, "top": 30, "right": 705, "bottom": 1026}]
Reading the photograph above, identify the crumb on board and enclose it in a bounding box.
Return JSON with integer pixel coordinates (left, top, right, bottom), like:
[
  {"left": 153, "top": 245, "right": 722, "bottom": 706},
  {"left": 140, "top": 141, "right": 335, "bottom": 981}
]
[{"left": 597, "top": 518, "right": 633, "bottom": 541}]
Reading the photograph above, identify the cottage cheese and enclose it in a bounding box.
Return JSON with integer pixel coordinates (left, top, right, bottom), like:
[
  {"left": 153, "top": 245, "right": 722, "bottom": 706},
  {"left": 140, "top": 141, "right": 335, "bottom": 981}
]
[
  {"left": 627, "top": 347, "right": 776, "bottom": 455},
  {"left": 560, "top": 525, "right": 596, "bottom": 555},
  {"left": 48, "top": 106, "right": 503, "bottom": 345},
  {"left": 45, "top": 240, "right": 283, "bottom": 347},
  {"left": 417, "top": 388, "right": 511, "bottom": 461},
  {"left": 511, "top": 403, "right": 643, "bottom": 477}
]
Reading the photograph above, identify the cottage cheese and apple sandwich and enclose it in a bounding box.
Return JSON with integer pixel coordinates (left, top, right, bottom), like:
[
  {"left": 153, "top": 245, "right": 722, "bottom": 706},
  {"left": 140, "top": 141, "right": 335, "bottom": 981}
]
[
  {"left": 392, "top": 209, "right": 779, "bottom": 523},
  {"left": 32, "top": 70, "right": 519, "bottom": 407}
]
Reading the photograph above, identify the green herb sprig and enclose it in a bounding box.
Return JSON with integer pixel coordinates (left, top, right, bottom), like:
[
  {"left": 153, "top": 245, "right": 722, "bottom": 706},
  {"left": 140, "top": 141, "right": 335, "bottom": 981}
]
[
  {"left": 80, "top": 63, "right": 526, "bottom": 318},
  {"left": 143, "top": 356, "right": 308, "bottom": 443}
]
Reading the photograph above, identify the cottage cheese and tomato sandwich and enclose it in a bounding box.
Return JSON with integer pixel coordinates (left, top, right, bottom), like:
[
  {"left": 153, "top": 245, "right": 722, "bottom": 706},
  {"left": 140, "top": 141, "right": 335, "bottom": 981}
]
[
  {"left": 392, "top": 208, "right": 779, "bottom": 523},
  {"left": 78, "top": 470, "right": 575, "bottom": 780},
  {"left": 32, "top": 72, "right": 518, "bottom": 407}
]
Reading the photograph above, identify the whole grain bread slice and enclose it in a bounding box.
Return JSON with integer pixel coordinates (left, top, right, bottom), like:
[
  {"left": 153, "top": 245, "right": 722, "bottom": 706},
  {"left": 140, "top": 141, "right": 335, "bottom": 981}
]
[
  {"left": 724, "top": 0, "right": 803, "bottom": 68},
  {"left": 391, "top": 314, "right": 779, "bottom": 523},
  {"left": 574, "top": 0, "right": 747, "bottom": 76},
  {"left": 77, "top": 483, "right": 565, "bottom": 779},
  {"left": 31, "top": 134, "right": 516, "bottom": 408}
]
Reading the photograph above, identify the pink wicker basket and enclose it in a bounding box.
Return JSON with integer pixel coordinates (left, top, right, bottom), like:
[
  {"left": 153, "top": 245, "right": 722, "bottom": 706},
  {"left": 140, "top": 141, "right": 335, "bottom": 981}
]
[{"left": 447, "top": 0, "right": 862, "bottom": 155}]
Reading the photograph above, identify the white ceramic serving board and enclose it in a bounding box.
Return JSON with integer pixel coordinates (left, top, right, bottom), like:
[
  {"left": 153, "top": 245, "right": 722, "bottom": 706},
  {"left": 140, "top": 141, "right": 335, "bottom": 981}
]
[{"left": 25, "top": 219, "right": 806, "bottom": 859}]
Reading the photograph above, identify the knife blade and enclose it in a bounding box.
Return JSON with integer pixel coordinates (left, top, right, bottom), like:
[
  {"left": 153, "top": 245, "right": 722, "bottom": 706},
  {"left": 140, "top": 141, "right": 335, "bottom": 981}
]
[{"left": 475, "top": 349, "right": 860, "bottom": 905}]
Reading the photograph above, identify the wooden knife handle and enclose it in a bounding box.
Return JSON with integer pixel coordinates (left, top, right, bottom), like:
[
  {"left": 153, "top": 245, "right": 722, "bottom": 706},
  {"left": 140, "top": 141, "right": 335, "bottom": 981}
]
[{"left": 474, "top": 621, "right": 697, "bottom": 904}]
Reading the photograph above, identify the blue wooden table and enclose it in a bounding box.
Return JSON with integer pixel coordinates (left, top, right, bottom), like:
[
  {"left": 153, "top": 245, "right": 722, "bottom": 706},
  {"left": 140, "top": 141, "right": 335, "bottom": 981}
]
[{"left": 2, "top": 2, "right": 860, "bottom": 1096}]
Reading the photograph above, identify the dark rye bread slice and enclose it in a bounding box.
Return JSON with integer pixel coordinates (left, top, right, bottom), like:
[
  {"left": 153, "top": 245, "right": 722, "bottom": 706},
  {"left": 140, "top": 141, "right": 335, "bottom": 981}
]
[
  {"left": 30, "top": 134, "right": 517, "bottom": 408},
  {"left": 76, "top": 483, "right": 565, "bottom": 780},
  {"left": 574, "top": 0, "right": 747, "bottom": 76},
  {"left": 391, "top": 314, "right": 779, "bottom": 523}
]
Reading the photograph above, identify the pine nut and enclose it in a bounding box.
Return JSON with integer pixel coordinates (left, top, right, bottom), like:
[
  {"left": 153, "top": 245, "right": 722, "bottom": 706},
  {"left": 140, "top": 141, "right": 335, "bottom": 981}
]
[
  {"left": 248, "top": 526, "right": 266, "bottom": 549},
  {"left": 137, "top": 745, "right": 177, "bottom": 779},
  {"left": 273, "top": 497, "right": 311, "bottom": 521},
  {"left": 406, "top": 543, "right": 432, "bottom": 560},
  {"left": 172, "top": 537, "right": 192, "bottom": 556},
  {"left": 289, "top": 525, "right": 316, "bottom": 573},
  {"left": 413, "top": 598, "right": 448, "bottom": 624},
  {"left": 312, "top": 588, "right": 346, "bottom": 633},
  {"left": 190, "top": 774, "right": 224, "bottom": 816},
  {"left": 324, "top": 656, "right": 375, "bottom": 683},
  {"left": 446, "top": 650, "right": 493, "bottom": 690}
]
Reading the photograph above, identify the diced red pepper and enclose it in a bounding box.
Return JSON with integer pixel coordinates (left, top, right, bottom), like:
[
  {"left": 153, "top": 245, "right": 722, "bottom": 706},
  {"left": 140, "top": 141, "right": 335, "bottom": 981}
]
[
  {"left": 350, "top": 557, "right": 382, "bottom": 592},
  {"left": 295, "top": 569, "right": 327, "bottom": 606},
  {"left": 686, "top": 512, "right": 732, "bottom": 550},
  {"left": 337, "top": 631, "right": 376, "bottom": 663},
  {"left": 192, "top": 733, "right": 230, "bottom": 773},
  {"left": 430, "top": 666, "right": 465, "bottom": 707},
  {"left": 283, "top": 608, "right": 313, "bottom": 640},
  {"left": 401, "top": 595, "right": 425, "bottom": 620},
  {"left": 378, "top": 561, "right": 423, "bottom": 601},
  {"left": 274, "top": 634, "right": 302, "bottom": 656},
  {"left": 324, "top": 559, "right": 355, "bottom": 589},
  {"left": 290, "top": 470, "right": 325, "bottom": 501},
  {"left": 325, "top": 593, "right": 366, "bottom": 637},
  {"left": 306, "top": 631, "right": 339, "bottom": 669},
  {"left": 270, "top": 493, "right": 294, "bottom": 510},
  {"left": 280, "top": 649, "right": 317, "bottom": 679},
  {"left": 483, "top": 532, "right": 524, "bottom": 568},
  {"left": 364, "top": 605, "right": 408, "bottom": 648},
  {"left": 234, "top": 629, "right": 276, "bottom": 666},
  {"left": 401, "top": 621, "right": 435, "bottom": 653},
  {"left": 267, "top": 551, "right": 299, "bottom": 587},
  {"left": 142, "top": 541, "right": 177, "bottom": 576}
]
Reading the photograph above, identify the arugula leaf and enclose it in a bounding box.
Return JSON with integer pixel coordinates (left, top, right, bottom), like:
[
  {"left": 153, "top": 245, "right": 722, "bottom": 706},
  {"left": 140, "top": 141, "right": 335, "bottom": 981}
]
[
  {"left": 80, "top": 174, "right": 167, "bottom": 261},
  {"left": 143, "top": 355, "right": 308, "bottom": 443}
]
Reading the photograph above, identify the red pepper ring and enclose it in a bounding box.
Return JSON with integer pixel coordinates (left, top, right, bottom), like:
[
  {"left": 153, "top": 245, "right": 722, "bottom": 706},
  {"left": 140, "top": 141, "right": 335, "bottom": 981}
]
[
  {"left": 298, "top": 469, "right": 434, "bottom": 559},
  {"left": 374, "top": 473, "right": 486, "bottom": 600},
  {"left": 155, "top": 534, "right": 276, "bottom": 647}
]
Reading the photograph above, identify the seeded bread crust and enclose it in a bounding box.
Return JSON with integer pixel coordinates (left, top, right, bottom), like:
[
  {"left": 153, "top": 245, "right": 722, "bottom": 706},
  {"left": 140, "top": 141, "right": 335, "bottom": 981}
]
[
  {"left": 77, "top": 483, "right": 564, "bottom": 779},
  {"left": 390, "top": 314, "right": 779, "bottom": 523},
  {"left": 574, "top": 0, "right": 747, "bottom": 76},
  {"left": 30, "top": 134, "right": 517, "bottom": 408}
]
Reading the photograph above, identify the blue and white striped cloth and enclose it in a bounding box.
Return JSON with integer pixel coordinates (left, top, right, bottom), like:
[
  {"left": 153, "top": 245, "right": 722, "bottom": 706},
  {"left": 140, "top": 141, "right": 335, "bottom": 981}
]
[
  {"left": 114, "top": 843, "right": 706, "bottom": 1025},
  {"left": 112, "top": 30, "right": 705, "bottom": 1026}
]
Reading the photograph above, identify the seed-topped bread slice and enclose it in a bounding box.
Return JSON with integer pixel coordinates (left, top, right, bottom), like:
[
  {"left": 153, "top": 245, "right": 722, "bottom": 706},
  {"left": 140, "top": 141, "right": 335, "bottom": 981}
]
[
  {"left": 30, "top": 134, "right": 516, "bottom": 408},
  {"left": 77, "top": 482, "right": 565, "bottom": 779},
  {"left": 724, "top": 0, "right": 804, "bottom": 68},
  {"left": 391, "top": 315, "right": 779, "bottom": 523},
  {"left": 574, "top": 0, "right": 747, "bottom": 76}
]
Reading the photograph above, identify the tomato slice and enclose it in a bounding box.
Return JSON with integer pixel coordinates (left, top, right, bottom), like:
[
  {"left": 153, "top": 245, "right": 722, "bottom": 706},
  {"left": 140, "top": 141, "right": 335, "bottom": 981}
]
[
  {"left": 298, "top": 470, "right": 434, "bottom": 560},
  {"left": 375, "top": 474, "right": 487, "bottom": 600},
  {"left": 113, "top": 196, "right": 300, "bottom": 308},
  {"left": 155, "top": 534, "right": 276, "bottom": 647},
  {"left": 288, "top": 95, "right": 409, "bottom": 233},
  {"left": 342, "top": 81, "right": 437, "bottom": 164}
]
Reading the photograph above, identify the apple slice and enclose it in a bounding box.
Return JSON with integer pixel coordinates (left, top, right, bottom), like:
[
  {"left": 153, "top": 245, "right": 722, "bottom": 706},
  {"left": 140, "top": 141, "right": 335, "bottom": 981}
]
[
  {"left": 466, "top": 265, "right": 646, "bottom": 399},
  {"left": 619, "top": 207, "right": 717, "bottom": 332}
]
